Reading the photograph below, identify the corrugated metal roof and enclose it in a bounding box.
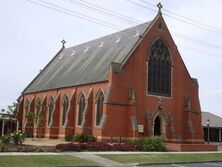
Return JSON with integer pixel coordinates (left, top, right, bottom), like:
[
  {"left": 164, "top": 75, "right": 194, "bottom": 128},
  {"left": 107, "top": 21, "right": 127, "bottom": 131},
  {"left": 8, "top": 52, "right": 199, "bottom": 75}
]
[
  {"left": 23, "top": 21, "right": 152, "bottom": 94},
  {"left": 202, "top": 112, "right": 222, "bottom": 128}
]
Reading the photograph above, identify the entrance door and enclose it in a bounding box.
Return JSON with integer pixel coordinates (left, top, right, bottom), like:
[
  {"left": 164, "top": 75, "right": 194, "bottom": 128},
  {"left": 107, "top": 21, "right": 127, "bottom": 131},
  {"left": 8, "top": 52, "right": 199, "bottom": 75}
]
[{"left": 154, "top": 116, "right": 161, "bottom": 136}]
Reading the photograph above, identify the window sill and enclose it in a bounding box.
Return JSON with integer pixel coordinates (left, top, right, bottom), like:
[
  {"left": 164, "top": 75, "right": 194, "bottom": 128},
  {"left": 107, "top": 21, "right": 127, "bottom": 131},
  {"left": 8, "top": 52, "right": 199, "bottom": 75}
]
[{"left": 147, "top": 92, "right": 171, "bottom": 98}]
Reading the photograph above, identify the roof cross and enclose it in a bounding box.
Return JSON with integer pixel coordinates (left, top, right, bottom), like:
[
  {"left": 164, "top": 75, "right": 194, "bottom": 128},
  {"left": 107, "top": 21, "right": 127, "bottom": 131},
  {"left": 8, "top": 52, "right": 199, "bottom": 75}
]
[
  {"left": 61, "top": 39, "right": 66, "bottom": 48},
  {"left": 157, "top": 2, "right": 163, "bottom": 15}
]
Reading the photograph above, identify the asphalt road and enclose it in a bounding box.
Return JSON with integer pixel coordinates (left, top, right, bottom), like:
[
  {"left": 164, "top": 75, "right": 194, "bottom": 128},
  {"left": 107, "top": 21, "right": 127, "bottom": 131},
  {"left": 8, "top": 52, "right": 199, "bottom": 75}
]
[{"left": 139, "top": 162, "right": 222, "bottom": 167}]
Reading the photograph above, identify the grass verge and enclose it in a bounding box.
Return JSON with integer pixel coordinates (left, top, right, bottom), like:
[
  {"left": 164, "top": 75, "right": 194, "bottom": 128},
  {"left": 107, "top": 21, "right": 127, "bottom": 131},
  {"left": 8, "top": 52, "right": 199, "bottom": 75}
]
[
  {"left": 99, "top": 153, "right": 222, "bottom": 164},
  {"left": 0, "top": 155, "right": 95, "bottom": 167}
]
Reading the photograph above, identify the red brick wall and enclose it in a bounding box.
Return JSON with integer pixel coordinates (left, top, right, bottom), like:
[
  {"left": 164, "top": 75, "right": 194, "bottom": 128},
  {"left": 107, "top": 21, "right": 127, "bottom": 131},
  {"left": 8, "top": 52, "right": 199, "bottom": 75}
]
[
  {"left": 20, "top": 15, "right": 204, "bottom": 143},
  {"left": 105, "top": 15, "right": 204, "bottom": 143},
  {"left": 22, "top": 82, "right": 108, "bottom": 138}
]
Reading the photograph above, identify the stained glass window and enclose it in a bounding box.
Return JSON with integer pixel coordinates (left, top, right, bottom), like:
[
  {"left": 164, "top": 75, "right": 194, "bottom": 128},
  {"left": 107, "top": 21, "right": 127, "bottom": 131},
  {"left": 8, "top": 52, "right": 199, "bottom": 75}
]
[
  {"left": 62, "top": 96, "right": 69, "bottom": 126},
  {"left": 148, "top": 39, "right": 171, "bottom": 96},
  {"left": 35, "top": 98, "right": 41, "bottom": 125},
  {"left": 78, "top": 93, "right": 85, "bottom": 126},
  {"left": 48, "top": 97, "right": 54, "bottom": 126},
  {"left": 96, "top": 91, "right": 104, "bottom": 126}
]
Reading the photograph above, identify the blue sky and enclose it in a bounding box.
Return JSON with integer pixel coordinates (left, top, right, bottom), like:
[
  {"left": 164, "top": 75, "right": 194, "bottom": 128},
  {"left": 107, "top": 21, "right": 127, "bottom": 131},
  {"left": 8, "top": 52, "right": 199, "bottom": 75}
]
[{"left": 0, "top": 0, "right": 222, "bottom": 117}]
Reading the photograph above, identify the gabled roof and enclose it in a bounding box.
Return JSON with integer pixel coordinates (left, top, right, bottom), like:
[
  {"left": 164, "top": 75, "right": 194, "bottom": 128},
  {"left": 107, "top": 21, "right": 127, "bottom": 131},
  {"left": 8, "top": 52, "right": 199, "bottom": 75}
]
[
  {"left": 202, "top": 112, "right": 222, "bottom": 128},
  {"left": 23, "top": 20, "right": 153, "bottom": 94}
]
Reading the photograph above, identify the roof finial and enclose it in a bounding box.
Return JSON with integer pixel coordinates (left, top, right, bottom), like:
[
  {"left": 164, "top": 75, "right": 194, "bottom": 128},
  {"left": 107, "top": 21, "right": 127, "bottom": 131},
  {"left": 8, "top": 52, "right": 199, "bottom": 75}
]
[
  {"left": 61, "top": 39, "right": 66, "bottom": 48},
  {"left": 157, "top": 2, "right": 163, "bottom": 15}
]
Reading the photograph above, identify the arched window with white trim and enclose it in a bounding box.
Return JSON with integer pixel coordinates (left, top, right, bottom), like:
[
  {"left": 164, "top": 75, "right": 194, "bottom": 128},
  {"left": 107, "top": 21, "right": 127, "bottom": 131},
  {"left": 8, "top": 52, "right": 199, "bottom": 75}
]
[
  {"left": 62, "top": 95, "right": 69, "bottom": 126},
  {"left": 77, "top": 93, "right": 85, "bottom": 126},
  {"left": 96, "top": 91, "right": 104, "bottom": 126},
  {"left": 148, "top": 38, "right": 172, "bottom": 96}
]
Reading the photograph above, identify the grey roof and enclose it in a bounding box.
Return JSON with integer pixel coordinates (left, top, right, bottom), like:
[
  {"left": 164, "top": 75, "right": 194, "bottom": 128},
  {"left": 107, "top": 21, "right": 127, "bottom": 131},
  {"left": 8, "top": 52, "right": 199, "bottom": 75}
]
[
  {"left": 23, "top": 21, "right": 152, "bottom": 94},
  {"left": 202, "top": 112, "right": 222, "bottom": 128}
]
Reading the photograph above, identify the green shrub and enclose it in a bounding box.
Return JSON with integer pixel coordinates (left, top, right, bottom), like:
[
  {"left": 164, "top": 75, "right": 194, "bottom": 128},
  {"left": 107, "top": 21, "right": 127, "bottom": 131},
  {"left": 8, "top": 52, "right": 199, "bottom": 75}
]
[
  {"left": 0, "top": 135, "right": 11, "bottom": 144},
  {"left": 87, "top": 135, "right": 97, "bottom": 142},
  {"left": 64, "top": 135, "right": 74, "bottom": 142},
  {"left": 0, "top": 131, "right": 25, "bottom": 145},
  {"left": 11, "top": 130, "right": 25, "bottom": 145},
  {"left": 73, "top": 133, "right": 96, "bottom": 143},
  {"left": 130, "top": 136, "right": 165, "bottom": 151}
]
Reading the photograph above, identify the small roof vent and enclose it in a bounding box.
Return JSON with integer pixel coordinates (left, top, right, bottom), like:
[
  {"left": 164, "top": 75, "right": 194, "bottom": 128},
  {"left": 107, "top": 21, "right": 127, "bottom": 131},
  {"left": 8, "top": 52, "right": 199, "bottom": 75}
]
[
  {"left": 71, "top": 50, "right": 75, "bottom": 56},
  {"left": 134, "top": 30, "right": 141, "bottom": 37},
  {"left": 84, "top": 46, "right": 89, "bottom": 52},
  {"left": 98, "top": 41, "right": 104, "bottom": 48},
  {"left": 58, "top": 54, "right": 63, "bottom": 60},
  {"left": 114, "top": 36, "right": 121, "bottom": 43}
]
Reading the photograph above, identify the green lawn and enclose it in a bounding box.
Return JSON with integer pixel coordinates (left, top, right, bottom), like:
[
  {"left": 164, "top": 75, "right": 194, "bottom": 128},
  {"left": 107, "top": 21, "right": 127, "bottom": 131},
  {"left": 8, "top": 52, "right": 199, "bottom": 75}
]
[
  {"left": 0, "top": 155, "right": 95, "bottom": 167},
  {"left": 99, "top": 153, "right": 222, "bottom": 164}
]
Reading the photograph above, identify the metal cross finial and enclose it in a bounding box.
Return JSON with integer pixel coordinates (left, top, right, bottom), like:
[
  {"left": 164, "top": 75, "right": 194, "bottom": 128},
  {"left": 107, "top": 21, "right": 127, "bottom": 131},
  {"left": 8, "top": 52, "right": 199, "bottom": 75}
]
[
  {"left": 61, "top": 39, "right": 66, "bottom": 48},
  {"left": 157, "top": 2, "right": 163, "bottom": 15}
]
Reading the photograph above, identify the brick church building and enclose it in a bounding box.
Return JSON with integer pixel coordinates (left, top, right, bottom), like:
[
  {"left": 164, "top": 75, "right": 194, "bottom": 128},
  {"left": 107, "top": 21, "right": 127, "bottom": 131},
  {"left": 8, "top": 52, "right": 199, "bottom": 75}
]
[{"left": 17, "top": 9, "right": 204, "bottom": 144}]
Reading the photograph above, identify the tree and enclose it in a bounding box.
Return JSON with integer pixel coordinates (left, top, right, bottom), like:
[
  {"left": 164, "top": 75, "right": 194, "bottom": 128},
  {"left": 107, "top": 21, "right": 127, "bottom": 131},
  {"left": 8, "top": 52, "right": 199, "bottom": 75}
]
[
  {"left": 0, "top": 102, "right": 18, "bottom": 119},
  {"left": 25, "top": 101, "right": 47, "bottom": 140},
  {"left": 0, "top": 102, "right": 18, "bottom": 135}
]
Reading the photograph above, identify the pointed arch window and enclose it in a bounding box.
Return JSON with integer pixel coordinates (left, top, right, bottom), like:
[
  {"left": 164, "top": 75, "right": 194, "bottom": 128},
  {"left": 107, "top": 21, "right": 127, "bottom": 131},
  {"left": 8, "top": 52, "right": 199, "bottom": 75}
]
[
  {"left": 96, "top": 91, "right": 104, "bottom": 126},
  {"left": 25, "top": 99, "right": 29, "bottom": 113},
  {"left": 148, "top": 38, "right": 172, "bottom": 96},
  {"left": 48, "top": 97, "right": 54, "bottom": 126},
  {"left": 35, "top": 98, "right": 41, "bottom": 125},
  {"left": 24, "top": 99, "right": 30, "bottom": 124},
  {"left": 78, "top": 93, "right": 85, "bottom": 126},
  {"left": 62, "top": 96, "right": 69, "bottom": 126}
]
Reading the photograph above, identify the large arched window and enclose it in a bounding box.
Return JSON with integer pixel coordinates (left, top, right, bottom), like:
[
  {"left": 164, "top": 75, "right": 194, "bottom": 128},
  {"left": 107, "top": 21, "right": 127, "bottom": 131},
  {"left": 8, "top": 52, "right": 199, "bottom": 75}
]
[
  {"left": 96, "top": 91, "right": 104, "bottom": 126},
  {"left": 62, "top": 96, "right": 69, "bottom": 126},
  {"left": 148, "top": 38, "right": 171, "bottom": 96},
  {"left": 48, "top": 97, "right": 54, "bottom": 126},
  {"left": 78, "top": 93, "right": 85, "bottom": 126}
]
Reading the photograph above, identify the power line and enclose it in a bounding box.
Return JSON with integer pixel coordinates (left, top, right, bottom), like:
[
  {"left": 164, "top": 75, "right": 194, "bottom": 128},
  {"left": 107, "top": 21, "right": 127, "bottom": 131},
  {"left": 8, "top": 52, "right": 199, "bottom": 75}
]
[
  {"left": 25, "top": 0, "right": 122, "bottom": 31},
  {"left": 26, "top": 0, "right": 140, "bottom": 35},
  {"left": 65, "top": 0, "right": 222, "bottom": 50},
  {"left": 164, "top": 13, "right": 222, "bottom": 35},
  {"left": 65, "top": 0, "right": 142, "bottom": 24},
  {"left": 126, "top": 0, "right": 157, "bottom": 13},
  {"left": 127, "top": 0, "right": 222, "bottom": 35},
  {"left": 178, "top": 44, "right": 221, "bottom": 58},
  {"left": 163, "top": 8, "right": 222, "bottom": 33},
  {"left": 64, "top": 0, "right": 154, "bottom": 32},
  {"left": 40, "top": 0, "right": 132, "bottom": 30},
  {"left": 139, "top": 0, "right": 222, "bottom": 33},
  {"left": 172, "top": 31, "right": 222, "bottom": 50},
  {"left": 25, "top": 0, "right": 222, "bottom": 58},
  {"left": 63, "top": 0, "right": 222, "bottom": 50}
]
